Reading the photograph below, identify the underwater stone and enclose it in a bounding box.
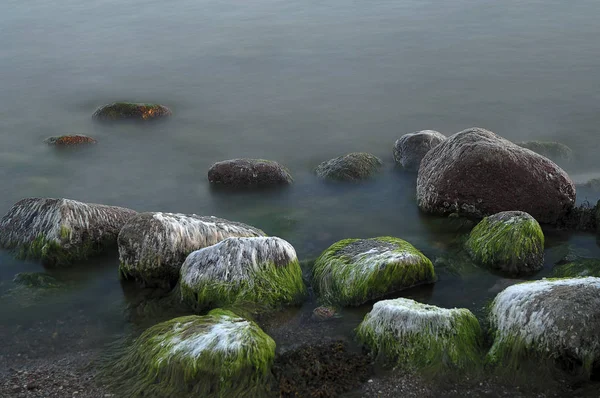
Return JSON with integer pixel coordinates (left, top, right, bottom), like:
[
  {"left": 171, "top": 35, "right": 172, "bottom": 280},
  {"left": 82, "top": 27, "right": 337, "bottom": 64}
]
[
  {"left": 311, "top": 306, "right": 338, "bottom": 322},
  {"left": 0, "top": 197, "right": 137, "bottom": 266},
  {"left": 417, "top": 128, "right": 576, "bottom": 224},
  {"left": 488, "top": 277, "right": 600, "bottom": 377},
  {"left": 103, "top": 309, "right": 275, "bottom": 398},
  {"left": 315, "top": 152, "right": 383, "bottom": 181},
  {"left": 118, "top": 212, "right": 265, "bottom": 289},
  {"left": 393, "top": 130, "right": 446, "bottom": 171},
  {"left": 92, "top": 102, "right": 172, "bottom": 121},
  {"left": 44, "top": 135, "right": 97, "bottom": 146},
  {"left": 516, "top": 140, "right": 573, "bottom": 164},
  {"left": 208, "top": 158, "right": 293, "bottom": 187},
  {"left": 465, "top": 211, "right": 544, "bottom": 276},
  {"left": 13, "top": 272, "right": 62, "bottom": 288},
  {"left": 312, "top": 237, "right": 435, "bottom": 306},
  {"left": 356, "top": 298, "right": 482, "bottom": 370},
  {"left": 552, "top": 258, "right": 600, "bottom": 278},
  {"left": 179, "top": 236, "right": 306, "bottom": 312}
]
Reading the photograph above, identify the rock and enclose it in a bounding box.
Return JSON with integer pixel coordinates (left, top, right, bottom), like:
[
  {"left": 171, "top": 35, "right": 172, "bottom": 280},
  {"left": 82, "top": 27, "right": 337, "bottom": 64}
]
[
  {"left": 393, "top": 130, "right": 446, "bottom": 171},
  {"left": 179, "top": 237, "right": 306, "bottom": 312},
  {"left": 417, "top": 128, "right": 576, "bottom": 224},
  {"left": 103, "top": 309, "right": 275, "bottom": 397},
  {"left": 44, "top": 135, "right": 97, "bottom": 146},
  {"left": 13, "top": 272, "right": 62, "bottom": 288},
  {"left": 0, "top": 198, "right": 136, "bottom": 266},
  {"left": 92, "top": 102, "right": 172, "bottom": 121},
  {"left": 118, "top": 212, "right": 265, "bottom": 289},
  {"left": 516, "top": 141, "right": 573, "bottom": 164},
  {"left": 207, "top": 159, "right": 293, "bottom": 188},
  {"left": 488, "top": 277, "right": 600, "bottom": 377},
  {"left": 552, "top": 258, "right": 600, "bottom": 277},
  {"left": 356, "top": 298, "right": 482, "bottom": 370},
  {"left": 465, "top": 211, "right": 544, "bottom": 276},
  {"left": 311, "top": 306, "right": 338, "bottom": 322},
  {"left": 315, "top": 152, "right": 382, "bottom": 181},
  {"left": 312, "top": 237, "right": 435, "bottom": 306},
  {"left": 555, "top": 201, "right": 599, "bottom": 232},
  {"left": 580, "top": 178, "right": 600, "bottom": 191}
]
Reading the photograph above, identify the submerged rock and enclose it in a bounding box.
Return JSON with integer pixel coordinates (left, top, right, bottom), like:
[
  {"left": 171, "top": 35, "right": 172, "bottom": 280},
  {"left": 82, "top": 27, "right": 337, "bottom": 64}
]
[
  {"left": 356, "top": 298, "right": 482, "bottom": 370},
  {"left": 13, "top": 272, "right": 62, "bottom": 288},
  {"left": 104, "top": 309, "right": 275, "bottom": 398},
  {"left": 465, "top": 211, "right": 544, "bottom": 276},
  {"left": 207, "top": 158, "right": 293, "bottom": 188},
  {"left": 179, "top": 237, "right": 306, "bottom": 312},
  {"left": 92, "top": 102, "right": 172, "bottom": 121},
  {"left": 393, "top": 130, "right": 446, "bottom": 171},
  {"left": 311, "top": 306, "right": 338, "bottom": 322},
  {"left": 552, "top": 258, "right": 600, "bottom": 278},
  {"left": 0, "top": 198, "right": 136, "bottom": 266},
  {"left": 44, "top": 135, "right": 97, "bottom": 146},
  {"left": 118, "top": 212, "right": 265, "bottom": 289},
  {"left": 417, "top": 128, "right": 576, "bottom": 224},
  {"left": 312, "top": 237, "right": 435, "bottom": 306},
  {"left": 516, "top": 140, "right": 573, "bottom": 164},
  {"left": 315, "top": 152, "right": 382, "bottom": 181},
  {"left": 488, "top": 278, "right": 600, "bottom": 377},
  {"left": 580, "top": 178, "right": 600, "bottom": 191}
]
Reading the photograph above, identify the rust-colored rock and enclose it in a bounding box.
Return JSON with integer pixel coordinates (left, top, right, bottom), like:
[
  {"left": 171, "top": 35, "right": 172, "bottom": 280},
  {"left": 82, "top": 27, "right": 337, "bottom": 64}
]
[
  {"left": 44, "top": 135, "right": 97, "bottom": 146},
  {"left": 92, "top": 102, "right": 172, "bottom": 121}
]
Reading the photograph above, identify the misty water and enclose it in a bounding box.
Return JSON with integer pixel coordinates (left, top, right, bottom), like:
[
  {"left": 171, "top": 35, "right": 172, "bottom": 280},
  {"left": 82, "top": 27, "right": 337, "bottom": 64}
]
[{"left": 2, "top": 0, "right": 600, "bottom": 395}]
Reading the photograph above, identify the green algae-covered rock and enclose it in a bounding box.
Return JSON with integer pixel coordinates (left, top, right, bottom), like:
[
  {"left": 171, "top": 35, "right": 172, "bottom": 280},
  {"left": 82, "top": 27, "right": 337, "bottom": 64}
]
[
  {"left": 105, "top": 309, "right": 275, "bottom": 398},
  {"left": 465, "top": 211, "right": 544, "bottom": 276},
  {"left": 488, "top": 277, "right": 600, "bottom": 377},
  {"left": 179, "top": 237, "right": 306, "bottom": 312},
  {"left": 356, "top": 298, "right": 482, "bottom": 370},
  {"left": 13, "top": 272, "right": 62, "bottom": 288},
  {"left": 312, "top": 237, "right": 435, "bottom": 306},
  {"left": 92, "top": 102, "right": 172, "bottom": 121},
  {"left": 552, "top": 258, "right": 600, "bottom": 277},
  {"left": 516, "top": 140, "right": 573, "bottom": 164},
  {"left": 315, "top": 152, "right": 383, "bottom": 181},
  {"left": 0, "top": 198, "right": 137, "bottom": 267},
  {"left": 208, "top": 158, "right": 293, "bottom": 187}
]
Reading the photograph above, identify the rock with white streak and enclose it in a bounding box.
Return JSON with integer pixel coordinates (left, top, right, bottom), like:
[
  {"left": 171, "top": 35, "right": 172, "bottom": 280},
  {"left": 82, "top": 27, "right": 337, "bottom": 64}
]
[
  {"left": 180, "top": 236, "right": 306, "bottom": 312},
  {"left": 312, "top": 237, "right": 435, "bottom": 306},
  {"left": 118, "top": 212, "right": 265, "bottom": 288},
  {"left": 0, "top": 197, "right": 136, "bottom": 266},
  {"left": 488, "top": 277, "right": 600, "bottom": 377},
  {"left": 393, "top": 130, "right": 446, "bottom": 171}
]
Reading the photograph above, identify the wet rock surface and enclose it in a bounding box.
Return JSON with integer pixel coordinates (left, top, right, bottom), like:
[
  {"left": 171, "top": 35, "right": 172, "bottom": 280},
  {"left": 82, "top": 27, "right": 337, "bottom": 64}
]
[
  {"left": 92, "top": 102, "right": 172, "bottom": 121},
  {"left": 393, "top": 130, "right": 446, "bottom": 171},
  {"left": 44, "top": 135, "right": 97, "bottom": 146},
  {"left": 208, "top": 158, "right": 293, "bottom": 187},
  {"left": 315, "top": 152, "right": 383, "bottom": 181}
]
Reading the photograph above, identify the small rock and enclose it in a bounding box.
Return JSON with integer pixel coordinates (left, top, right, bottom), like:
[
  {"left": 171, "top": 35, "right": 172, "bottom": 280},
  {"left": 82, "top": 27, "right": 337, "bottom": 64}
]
[
  {"left": 44, "top": 135, "right": 97, "bottom": 146},
  {"left": 315, "top": 152, "right": 383, "bottom": 181},
  {"left": 92, "top": 102, "right": 172, "bottom": 121}
]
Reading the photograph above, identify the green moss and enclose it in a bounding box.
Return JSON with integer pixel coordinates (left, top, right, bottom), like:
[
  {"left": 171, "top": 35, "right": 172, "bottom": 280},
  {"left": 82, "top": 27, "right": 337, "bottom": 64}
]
[
  {"left": 552, "top": 259, "right": 600, "bottom": 277},
  {"left": 180, "top": 259, "right": 307, "bottom": 313},
  {"left": 13, "top": 272, "right": 62, "bottom": 288},
  {"left": 101, "top": 309, "right": 275, "bottom": 398},
  {"left": 312, "top": 237, "right": 435, "bottom": 306}
]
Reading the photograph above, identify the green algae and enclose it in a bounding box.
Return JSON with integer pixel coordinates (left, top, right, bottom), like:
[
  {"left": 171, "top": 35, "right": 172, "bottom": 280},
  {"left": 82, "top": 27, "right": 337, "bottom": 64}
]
[{"left": 552, "top": 258, "right": 600, "bottom": 277}]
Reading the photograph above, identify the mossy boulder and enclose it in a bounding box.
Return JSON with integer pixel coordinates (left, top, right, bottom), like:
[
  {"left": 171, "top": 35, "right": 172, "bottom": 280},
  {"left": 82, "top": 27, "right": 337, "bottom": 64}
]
[
  {"left": 356, "top": 298, "right": 482, "bottom": 370},
  {"left": 118, "top": 212, "right": 265, "bottom": 289},
  {"left": 312, "top": 237, "right": 435, "bottom": 306},
  {"left": 104, "top": 309, "right": 275, "bottom": 398},
  {"left": 315, "top": 152, "right": 382, "bottom": 181},
  {"left": 417, "top": 128, "right": 576, "bottom": 224},
  {"left": 92, "top": 102, "right": 172, "bottom": 121},
  {"left": 488, "top": 277, "right": 600, "bottom": 377},
  {"left": 465, "top": 211, "right": 544, "bottom": 276},
  {"left": 208, "top": 159, "right": 293, "bottom": 188},
  {"left": 179, "top": 237, "right": 306, "bottom": 312},
  {"left": 552, "top": 258, "right": 600, "bottom": 277},
  {"left": 13, "top": 272, "right": 62, "bottom": 288},
  {"left": 0, "top": 198, "right": 136, "bottom": 266},
  {"left": 393, "top": 130, "right": 446, "bottom": 171},
  {"left": 44, "top": 135, "right": 97, "bottom": 146},
  {"left": 516, "top": 141, "right": 573, "bottom": 164}
]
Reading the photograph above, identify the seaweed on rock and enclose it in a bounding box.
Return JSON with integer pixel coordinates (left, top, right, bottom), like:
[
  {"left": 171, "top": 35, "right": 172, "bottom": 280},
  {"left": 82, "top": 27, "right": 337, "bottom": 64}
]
[{"left": 315, "top": 152, "right": 383, "bottom": 181}]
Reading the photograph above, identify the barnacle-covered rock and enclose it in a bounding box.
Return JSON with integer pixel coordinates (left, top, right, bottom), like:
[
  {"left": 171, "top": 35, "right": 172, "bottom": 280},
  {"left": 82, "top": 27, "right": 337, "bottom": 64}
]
[
  {"left": 0, "top": 198, "right": 136, "bottom": 266},
  {"left": 92, "top": 102, "right": 172, "bottom": 121},
  {"left": 208, "top": 159, "right": 293, "bottom": 188},
  {"left": 315, "top": 152, "right": 382, "bottom": 181}
]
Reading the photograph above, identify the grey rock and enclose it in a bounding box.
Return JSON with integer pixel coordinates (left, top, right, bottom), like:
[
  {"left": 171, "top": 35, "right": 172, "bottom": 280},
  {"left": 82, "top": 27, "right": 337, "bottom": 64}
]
[
  {"left": 393, "top": 130, "right": 446, "bottom": 171},
  {"left": 208, "top": 158, "right": 293, "bottom": 187},
  {"left": 315, "top": 152, "right": 382, "bottom": 181}
]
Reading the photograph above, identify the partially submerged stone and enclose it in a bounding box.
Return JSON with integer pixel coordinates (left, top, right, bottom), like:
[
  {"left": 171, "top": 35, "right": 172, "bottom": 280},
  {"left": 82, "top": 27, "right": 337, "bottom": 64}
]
[
  {"left": 118, "top": 212, "right": 265, "bottom": 288},
  {"left": 417, "top": 128, "right": 576, "bottom": 224},
  {"left": 581, "top": 178, "right": 600, "bottom": 191},
  {"left": 44, "top": 135, "right": 97, "bottom": 146},
  {"left": 92, "top": 102, "right": 172, "bottom": 121},
  {"left": 104, "top": 309, "right": 275, "bottom": 398},
  {"left": 552, "top": 258, "right": 600, "bottom": 278},
  {"left": 311, "top": 306, "right": 338, "bottom": 322},
  {"left": 356, "top": 298, "right": 482, "bottom": 370},
  {"left": 393, "top": 130, "right": 446, "bottom": 171},
  {"left": 516, "top": 141, "right": 573, "bottom": 164},
  {"left": 179, "top": 237, "right": 306, "bottom": 312},
  {"left": 312, "top": 237, "right": 435, "bottom": 306},
  {"left": 0, "top": 198, "right": 136, "bottom": 266},
  {"left": 208, "top": 158, "right": 293, "bottom": 188},
  {"left": 488, "top": 277, "right": 600, "bottom": 377},
  {"left": 465, "top": 211, "right": 544, "bottom": 276},
  {"left": 315, "top": 152, "right": 382, "bottom": 181}
]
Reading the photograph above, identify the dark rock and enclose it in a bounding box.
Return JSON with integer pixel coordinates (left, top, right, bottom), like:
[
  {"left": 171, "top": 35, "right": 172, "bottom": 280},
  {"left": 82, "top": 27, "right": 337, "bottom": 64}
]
[
  {"left": 44, "top": 135, "right": 97, "bottom": 146},
  {"left": 516, "top": 141, "right": 573, "bottom": 164},
  {"left": 13, "top": 273, "right": 62, "bottom": 289},
  {"left": 393, "top": 130, "right": 446, "bottom": 171},
  {"left": 315, "top": 152, "right": 382, "bottom": 181},
  {"left": 92, "top": 102, "right": 172, "bottom": 121},
  {"left": 417, "top": 128, "right": 576, "bottom": 224},
  {"left": 208, "top": 159, "right": 293, "bottom": 188}
]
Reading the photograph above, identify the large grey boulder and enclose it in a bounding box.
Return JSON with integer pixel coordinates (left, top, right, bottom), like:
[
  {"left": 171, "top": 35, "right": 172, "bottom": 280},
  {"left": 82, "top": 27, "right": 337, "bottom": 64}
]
[
  {"left": 118, "top": 212, "right": 265, "bottom": 288},
  {"left": 208, "top": 158, "right": 293, "bottom": 187},
  {"left": 416, "top": 128, "right": 576, "bottom": 224},
  {"left": 393, "top": 130, "right": 446, "bottom": 171},
  {"left": 0, "top": 198, "right": 136, "bottom": 266}
]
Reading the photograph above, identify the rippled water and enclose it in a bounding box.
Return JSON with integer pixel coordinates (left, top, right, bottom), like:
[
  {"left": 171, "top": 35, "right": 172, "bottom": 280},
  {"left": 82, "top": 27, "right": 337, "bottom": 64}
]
[{"left": 1, "top": 0, "right": 600, "bottom": 394}]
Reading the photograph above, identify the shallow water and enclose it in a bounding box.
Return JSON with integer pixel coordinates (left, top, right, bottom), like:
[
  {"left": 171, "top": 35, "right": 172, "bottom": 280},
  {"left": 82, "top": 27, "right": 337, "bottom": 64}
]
[{"left": 2, "top": 0, "right": 600, "bottom": 394}]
